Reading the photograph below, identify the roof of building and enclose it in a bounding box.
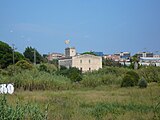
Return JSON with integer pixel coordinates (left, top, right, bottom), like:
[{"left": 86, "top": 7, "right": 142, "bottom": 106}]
[{"left": 140, "top": 57, "right": 160, "bottom": 60}]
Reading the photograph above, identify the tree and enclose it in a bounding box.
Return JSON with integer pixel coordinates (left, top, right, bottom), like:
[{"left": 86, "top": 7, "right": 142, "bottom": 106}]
[
  {"left": 0, "top": 41, "right": 24, "bottom": 68},
  {"left": 130, "top": 54, "right": 140, "bottom": 69},
  {"left": 82, "top": 52, "right": 97, "bottom": 56},
  {"left": 23, "top": 46, "right": 44, "bottom": 64}
]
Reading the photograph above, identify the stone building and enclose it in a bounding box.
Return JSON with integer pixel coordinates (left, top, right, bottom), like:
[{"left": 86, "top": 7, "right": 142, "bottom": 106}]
[{"left": 58, "top": 47, "right": 102, "bottom": 72}]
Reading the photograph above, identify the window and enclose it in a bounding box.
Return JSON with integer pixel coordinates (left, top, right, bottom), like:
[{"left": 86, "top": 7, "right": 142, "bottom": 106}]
[
  {"left": 80, "top": 67, "right": 82, "bottom": 71},
  {"left": 89, "top": 68, "right": 91, "bottom": 71},
  {"left": 89, "top": 59, "right": 91, "bottom": 63},
  {"left": 80, "top": 60, "right": 82, "bottom": 63}
]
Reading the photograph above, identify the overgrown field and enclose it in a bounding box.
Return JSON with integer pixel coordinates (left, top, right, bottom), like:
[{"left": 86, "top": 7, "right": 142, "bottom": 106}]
[
  {"left": 1, "top": 83, "right": 160, "bottom": 120},
  {"left": 1, "top": 65, "right": 160, "bottom": 119}
]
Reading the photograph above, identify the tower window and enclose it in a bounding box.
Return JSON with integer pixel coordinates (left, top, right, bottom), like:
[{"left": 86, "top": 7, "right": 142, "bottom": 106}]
[
  {"left": 89, "top": 59, "right": 91, "bottom": 63},
  {"left": 80, "top": 60, "right": 82, "bottom": 63}
]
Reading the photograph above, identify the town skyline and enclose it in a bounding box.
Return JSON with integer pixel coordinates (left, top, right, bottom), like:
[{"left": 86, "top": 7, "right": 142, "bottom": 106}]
[{"left": 0, "top": 0, "right": 160, "bottom": 55}]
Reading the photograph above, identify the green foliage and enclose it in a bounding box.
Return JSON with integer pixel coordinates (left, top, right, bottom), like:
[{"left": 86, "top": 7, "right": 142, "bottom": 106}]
[
  {"left": 138, "top": 66, "right": 160, "bottom": 83},
  {"left": 0, "top": 53, "right": 13, "bottom": 69},
  {"left": 0, "top": 95, "right": 47, "bottom": 120},
  {"left": 121, "top": 75, "right": 135, "bottom": 87},
  {"left": 50, "top": 59, "right": 58, "bottom": 67},
  {"left": 15, "top": 60, "right": 33, "bottom": 70},
  {"left": 0, "top": 41, "right": 12, "bottom": 68},
  {"left": 38, "top": 63, "right": 57, "bottom": 73},
  {"left": 0, "top": 41, "right": 25, "bottom": 68},
  {"left": 23, "top": 46, "right": 44, "bottom": 64},
  {"left": 14, "top": 52, "right": 25, "bottom": 62},
  {"left": 10, "top": 69, "right": 71, "bottom": 91},
  {"left": 57, "top": 67, "right": 82, "bottom": 82},
  {"left": 81, "top": 102, "right": 154, "bottom": 120},
  {"left": 81, "top": 67, "right": 126, "bottom": 87},
  {"left": 82, "top": 52, "right": 97, "bottom": 56},
  {"left": 121, "top": 71, "right": 140, "bottom": 87},
  {"left": 138, "top": 78, "right": 147, "bottom": 88},
  {"left": 6, "top": 65, "right": 22, "bottom": 76}
]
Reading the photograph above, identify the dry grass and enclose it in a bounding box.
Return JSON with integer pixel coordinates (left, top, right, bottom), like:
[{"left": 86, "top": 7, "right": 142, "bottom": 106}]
[{"left": 3, "top": 82, "right": 160, "bottom": 120}]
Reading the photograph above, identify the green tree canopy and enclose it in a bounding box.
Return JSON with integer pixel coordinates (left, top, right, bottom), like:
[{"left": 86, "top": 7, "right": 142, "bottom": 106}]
[
  {"left": 0, "top": 41, "right": 24, "bottom": 68},
  {"left": 23, "top": 46, "right": 44, "bottom": 64},
  {"left": 82, "top": 52, "right": 97, "bottom": 56}
]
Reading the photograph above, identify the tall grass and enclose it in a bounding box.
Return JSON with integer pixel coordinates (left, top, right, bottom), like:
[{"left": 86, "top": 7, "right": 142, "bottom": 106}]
[
  {"left": 1, "top": 66, "right": 160, "bottom": 90},
  {"left": 1, "top": 68, "right": 71, "bottom": 91},
  {"left": 0, "top": 95, "right": 48, "bottom": 120},
  {"left": 1, "top": 83, "right": 159, "bottom": 120}
]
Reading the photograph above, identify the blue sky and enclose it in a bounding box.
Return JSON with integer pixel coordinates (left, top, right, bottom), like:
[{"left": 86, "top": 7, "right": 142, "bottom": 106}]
[{"left": 0, "top": 0, "right": 160, "bottom": 55}]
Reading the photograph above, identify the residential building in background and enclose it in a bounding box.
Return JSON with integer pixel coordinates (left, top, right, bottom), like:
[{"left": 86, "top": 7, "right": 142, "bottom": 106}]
[
  {"left": 153, "top": 54, "right": 160, "bottom": 58},
  {"left": 136, "top": 52, "right": 153, "bottom": 57},
  {"left": 114, "top": 52, "right": 130, "bottom": 60},
  {"left": 58, "top": 47, "right": 102, "bottom": 72},
  {"left": 139, "top": 57, "right": 160, "bottom": 66},
  {"left": 47, "top": 53, "right": 65, "bottom": 61},
  {"left": 103, "top": 54, "right": 120, "bottom": 61}
]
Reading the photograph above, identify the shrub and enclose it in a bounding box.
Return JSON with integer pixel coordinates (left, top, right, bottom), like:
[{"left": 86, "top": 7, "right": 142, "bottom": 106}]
[
  {"left": 137, "top": 66, "right": 160, "bottom": 83},
  {"left": 6, "top": 65, "right": 22, "bottom": 76},
  {"left": 38, "top": 63, "right": 57, "bottom": 73},
  {"left": 15, "top": 60, "right": 33, "bottom": 70},
  {"left": 57, "top": 67, "right": 82, "bottom": 82},
  {"left": 121, "top": 75, "right": 134, "bottom": 87},
  {"left": 121, "top": 71, "right": 140, "bottom": 87},
  {"left": 138, "top": 78, "right": 147, "bottom": 88}
]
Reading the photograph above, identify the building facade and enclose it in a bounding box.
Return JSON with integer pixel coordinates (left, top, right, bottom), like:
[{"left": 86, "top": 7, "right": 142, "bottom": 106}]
[
  {"left": 114, "top": 52, "right": 130, "bottom": 60},
  {"left": 103, "top": 54, "right": 120, "bottom": 61},
  {"left": 136, "top": 52, "right": 153, "bottom": 57},
  {"left": 47, "top": 53, "right": 65, "bottom": 61},
  {"left": 58, "top": 47, "right": 102, "bottom": 72},
  {"left": 139, "top": 57, "right": 160, "bottom": 66}
]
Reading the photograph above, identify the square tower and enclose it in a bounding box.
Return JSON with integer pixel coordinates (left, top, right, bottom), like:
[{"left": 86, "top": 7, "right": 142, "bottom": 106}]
[{"left": 65, "top": 47, "right": 76, "bottom": 57}]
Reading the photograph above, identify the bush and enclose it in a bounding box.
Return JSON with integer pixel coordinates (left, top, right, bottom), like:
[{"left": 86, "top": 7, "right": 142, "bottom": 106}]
[
  {"left": 57, "top": 67, "right": 82, "bottom": 82},
  {"left": 138, "top": 78, "right": 147, "bottom": 88},
  {"left": 121, "top": 71, "right": 140, "bottom": 87},
  {"left": 137, "top": 66, "right": 160, "bottom": 83},
  {"left": 15, "top": 60, "right": 33, "bottom": 70},
  {"left": 38, "top": 63, "right": 57, "bottom": 73}
]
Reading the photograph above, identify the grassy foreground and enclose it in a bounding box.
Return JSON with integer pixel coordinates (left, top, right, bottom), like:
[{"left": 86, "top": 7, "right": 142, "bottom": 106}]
[{"left": 3, "top": 83, "right": 160, "bottom": 120}]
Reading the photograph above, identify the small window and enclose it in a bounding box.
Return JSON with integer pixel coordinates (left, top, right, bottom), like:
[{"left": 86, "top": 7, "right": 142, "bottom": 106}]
[
  {"left": 80, "top": 60, "right": 82, "bottom": 63},
  {"left": 89, "top": 68, "right": 91, "bottom": 71},
  {"left": 89, "top": 59, "right": 91, "bottom": 63},
  {"left": 80, "top": 67, "right": 82, "bottom": 71}
]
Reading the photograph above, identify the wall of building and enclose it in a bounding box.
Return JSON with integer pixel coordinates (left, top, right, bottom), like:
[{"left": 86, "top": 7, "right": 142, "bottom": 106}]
[
  {"left": 72, "top": 54, "right": 102, "bottom": 72},
  {"left": 58, "top": 58, "right": 72, "bottom": 69}
]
